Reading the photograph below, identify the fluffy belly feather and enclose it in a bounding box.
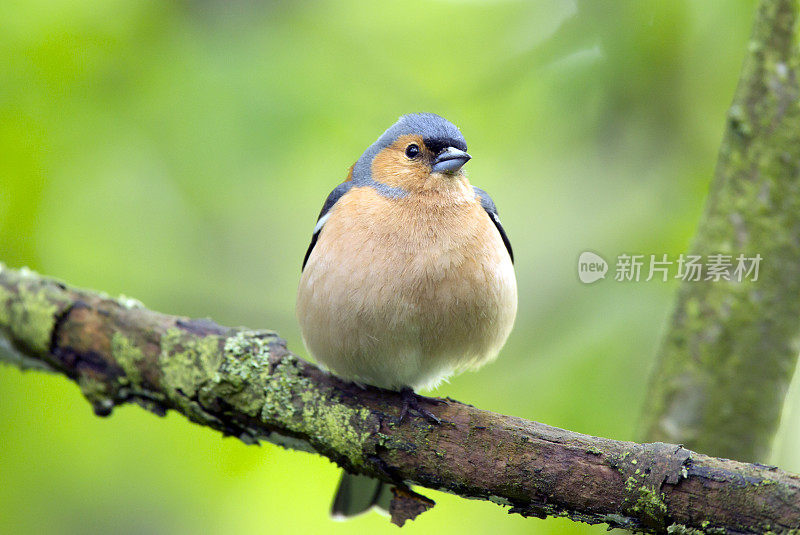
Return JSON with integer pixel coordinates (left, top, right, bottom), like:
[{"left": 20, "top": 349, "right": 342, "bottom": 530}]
[{"left": 296, "top": 187, "right": 517, "bottom": 391}]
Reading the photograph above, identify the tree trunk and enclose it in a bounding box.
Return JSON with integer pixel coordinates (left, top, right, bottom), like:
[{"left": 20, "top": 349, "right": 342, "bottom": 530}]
[{"left": 641, "top": 0, "right": 800, "bottom": 463}]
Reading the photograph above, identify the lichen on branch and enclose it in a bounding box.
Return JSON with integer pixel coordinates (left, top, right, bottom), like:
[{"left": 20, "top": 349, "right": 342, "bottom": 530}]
[
  {"left": 1, "top": 264, "right": 800, "bottom": 534},
  {"left": 641, "top": 0, "right": 800, "bottom": 463}
]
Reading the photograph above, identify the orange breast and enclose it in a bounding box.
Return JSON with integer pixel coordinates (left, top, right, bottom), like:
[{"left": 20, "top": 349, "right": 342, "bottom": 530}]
[{"left": 296, "top": 184, "right": 517, "bottom": 390}]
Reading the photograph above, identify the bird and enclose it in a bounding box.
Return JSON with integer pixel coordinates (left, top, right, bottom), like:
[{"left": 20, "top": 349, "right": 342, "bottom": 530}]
[{"left": 296, "top": 112, "right": 517, "bottom": 519}]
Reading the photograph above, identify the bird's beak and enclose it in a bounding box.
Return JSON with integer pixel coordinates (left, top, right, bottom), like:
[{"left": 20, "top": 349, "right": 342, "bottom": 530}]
[{"left": 431, "top": 147, "right": 471, "bottom": 174}]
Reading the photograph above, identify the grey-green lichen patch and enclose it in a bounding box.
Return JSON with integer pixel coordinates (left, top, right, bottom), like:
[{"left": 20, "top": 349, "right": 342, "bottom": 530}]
[
  {"left": 111, "top": 332, "right": 145, "bottom": 386},
  {"left": 214, "top": 330, "right": 374, "bottom": 465},
  {"left": 159, "top": 328, "right": 374, "bottom": 464},
  {"left": 6, "top": 283, "right": 59, "bottom": 356},
  {"left": 262, "top": 353, "right": 308, "bottom": 419},
  {"left": 666, "top": 524, "right": 704, "bottom": 534},
  {"left": 263, "top": 349, "right": 372, "bottom": 464},
  {"left": 299, "top": 394, "right": 372, "bottom": 464},
  {"left": 219, "top": 330, "right": 281, "bottom": 415},
  {"left": 626, "top": 476, "right": 667, "bottom": 527},
  {"left": 667, "top": 522, "right": 726, "bottom": 535},
  {"left": 159, "top": 327, "right": 222, "bottom": 404}
]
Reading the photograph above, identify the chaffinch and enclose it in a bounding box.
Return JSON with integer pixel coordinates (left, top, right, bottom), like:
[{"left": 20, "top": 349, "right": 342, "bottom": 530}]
[{"left": 296, "top": 113, "right": 517, "bottom": 518}]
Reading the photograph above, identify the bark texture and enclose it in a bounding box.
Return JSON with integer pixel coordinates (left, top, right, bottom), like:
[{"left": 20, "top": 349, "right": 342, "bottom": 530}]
[
  {"left": 2, "top": 264, "right": 800, "bottom": 533},
  {"left": 641, "top": 0, "right": 800, "bottom": 462}
]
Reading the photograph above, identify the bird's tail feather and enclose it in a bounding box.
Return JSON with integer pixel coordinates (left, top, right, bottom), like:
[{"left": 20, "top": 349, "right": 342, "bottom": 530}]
[{"left": 331, "top": 472, "right": 392, "bottom": 519}]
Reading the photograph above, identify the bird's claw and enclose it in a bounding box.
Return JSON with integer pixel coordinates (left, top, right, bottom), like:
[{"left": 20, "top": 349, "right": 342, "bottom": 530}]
[{"left": 398, "top": 387, "right": 442, "bottom": 425}]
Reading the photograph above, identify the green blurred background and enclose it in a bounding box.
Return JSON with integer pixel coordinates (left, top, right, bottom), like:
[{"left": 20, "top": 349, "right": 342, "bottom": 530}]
[{"left": 4, "top": 0, "right": 800, "bottom": 533}]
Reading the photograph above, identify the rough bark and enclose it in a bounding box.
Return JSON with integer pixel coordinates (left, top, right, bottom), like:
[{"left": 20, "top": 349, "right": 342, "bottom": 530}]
[
  {"left": 640, "top": 0, "right": 800, "bottom": 463},
  {"left": 2, "top": 265, "right": 800, "bottom": 533}
]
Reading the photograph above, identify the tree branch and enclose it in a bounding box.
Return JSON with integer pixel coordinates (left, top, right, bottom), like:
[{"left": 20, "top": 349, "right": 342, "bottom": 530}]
[
  {"left": 2, "top": 264, "right": 800, "bottom": 533},
  {"left": 641, "top": 0, "right": 800, "bottom": 462}
]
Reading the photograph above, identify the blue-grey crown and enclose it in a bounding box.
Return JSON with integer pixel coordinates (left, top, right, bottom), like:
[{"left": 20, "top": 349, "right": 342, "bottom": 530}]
[{"left": 351, "top": 113, "right": 467, "bottom": 187}]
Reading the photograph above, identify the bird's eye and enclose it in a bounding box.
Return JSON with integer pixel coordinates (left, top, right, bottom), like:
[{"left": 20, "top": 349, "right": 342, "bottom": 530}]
[{"left": 405, "top": 144, "right": 420, "bottom": 159}]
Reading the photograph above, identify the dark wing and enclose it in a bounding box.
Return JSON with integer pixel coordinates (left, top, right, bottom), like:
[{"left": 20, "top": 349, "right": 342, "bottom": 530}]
[
  {"left": 302, "top": 182, "right": 354, "bottom": 270},
  {"left": 473, "top": 186, "right": 513, "bottom": 263}
]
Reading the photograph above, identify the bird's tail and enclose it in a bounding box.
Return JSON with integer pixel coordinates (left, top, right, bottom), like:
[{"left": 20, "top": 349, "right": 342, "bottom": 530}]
[{"left": 331, "top": 471, "right": 393, "bottom": 519}]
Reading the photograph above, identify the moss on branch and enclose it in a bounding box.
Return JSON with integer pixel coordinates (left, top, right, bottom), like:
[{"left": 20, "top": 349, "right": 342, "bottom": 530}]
[
  {"left": 641, "top": 0, "right": 800, "bottom": 463},
  {"left": 1, "top": 264, "right": 800, "bottom": 533}
]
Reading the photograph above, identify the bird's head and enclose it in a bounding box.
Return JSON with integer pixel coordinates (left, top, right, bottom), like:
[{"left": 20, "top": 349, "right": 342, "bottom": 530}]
[{"left": 350, "top": 113, "right": 471, "bottom": 195}]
